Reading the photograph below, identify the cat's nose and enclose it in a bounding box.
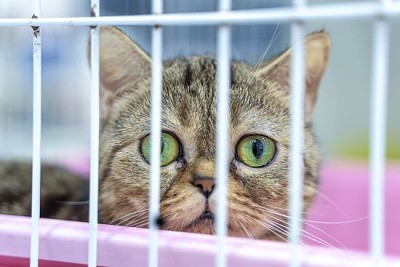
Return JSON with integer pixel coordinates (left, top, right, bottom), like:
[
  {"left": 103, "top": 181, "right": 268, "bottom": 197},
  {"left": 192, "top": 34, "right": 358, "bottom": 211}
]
[{"left": 191, "top": 175, "right": 215, "bottom": 199}]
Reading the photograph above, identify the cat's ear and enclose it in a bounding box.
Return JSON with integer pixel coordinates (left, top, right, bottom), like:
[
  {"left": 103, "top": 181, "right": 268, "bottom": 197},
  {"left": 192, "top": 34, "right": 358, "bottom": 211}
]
[
  {"left": 255, "top": 31, "right": 330, "bottom": 121},
  {"left": 89, "top": 27, "right": 151, "bottom": 123},
  {"left": 97, "top": 26, "right": 151, "bottom": 92}
]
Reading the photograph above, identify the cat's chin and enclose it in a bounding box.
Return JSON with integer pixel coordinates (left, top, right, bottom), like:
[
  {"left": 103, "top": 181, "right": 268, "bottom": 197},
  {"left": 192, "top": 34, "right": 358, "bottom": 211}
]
[
  {"left": 180, "top": 212, "right": 216, "bottom": 235},
  {"left": 160, "top": 212, "right": 285, "bottom": 240},
  {"left": 171, "top": 212, "right": 246, "bottom": 238}
]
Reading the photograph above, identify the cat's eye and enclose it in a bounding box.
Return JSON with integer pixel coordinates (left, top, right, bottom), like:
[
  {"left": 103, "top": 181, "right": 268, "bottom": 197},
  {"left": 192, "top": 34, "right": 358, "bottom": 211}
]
[
  {"left": 236, "top": 135, "right": 276, "bottom": 168},
  {"left": 140, "top": 132, "right": 180, "bottom": 166}
]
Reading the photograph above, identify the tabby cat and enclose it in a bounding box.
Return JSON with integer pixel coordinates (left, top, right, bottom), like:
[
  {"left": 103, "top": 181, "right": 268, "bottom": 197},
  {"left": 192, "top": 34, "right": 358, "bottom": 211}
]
[{"left": 0, "top": 26, "right": 330, "bottom": 241}]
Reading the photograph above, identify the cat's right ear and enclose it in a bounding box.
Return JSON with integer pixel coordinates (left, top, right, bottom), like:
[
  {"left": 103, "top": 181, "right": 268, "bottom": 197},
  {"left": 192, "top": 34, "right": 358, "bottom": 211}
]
[{"left": 91, "top": 26, "right": 151, "bottom": 92}]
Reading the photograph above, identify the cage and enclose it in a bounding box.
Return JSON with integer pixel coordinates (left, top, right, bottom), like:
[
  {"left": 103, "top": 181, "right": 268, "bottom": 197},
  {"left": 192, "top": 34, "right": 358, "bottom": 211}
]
[{"left": 0, "top": 0, "right": 399, "bottom": 266}]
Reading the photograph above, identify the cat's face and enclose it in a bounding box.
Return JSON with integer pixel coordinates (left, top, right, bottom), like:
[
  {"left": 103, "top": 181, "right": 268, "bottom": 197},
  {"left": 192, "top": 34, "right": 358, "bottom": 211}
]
[{"left": 97, "top": 27, "right": 329, "bottom": 240}]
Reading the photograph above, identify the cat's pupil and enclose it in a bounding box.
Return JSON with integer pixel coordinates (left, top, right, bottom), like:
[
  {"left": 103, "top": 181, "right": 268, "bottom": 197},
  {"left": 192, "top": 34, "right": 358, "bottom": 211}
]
[
  {"left": 252, "top": 139, "right": 264, "bottom": 159},
  {"left": 161, "top": 139, "right": 165, "bottom": 154}
]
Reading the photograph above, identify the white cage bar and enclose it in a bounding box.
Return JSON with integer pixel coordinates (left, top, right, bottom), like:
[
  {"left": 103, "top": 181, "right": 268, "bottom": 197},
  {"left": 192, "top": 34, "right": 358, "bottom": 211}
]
[
  {"left": 88, "top": 0, "right": 100, "bottom": 266},
  {"left": 215, "top": 0, "right": 231, "bottom": 266},
  {"left": 369, "top": 0, "right": 391, "bottom": 265},
  {"left": 29, "top": 0, "right": 42, "bottom": 266},
  {"left": 1, "top": 2, "right": 400, "bottom": 27},
  {"left": 0, "top": 1, "right": 397, "bottom": 267},
  {"left": 149, "top": 0, "right": 163, "bottom": 266},
  {"left": 288, "top": 1, "right": 306, "bottom": 267},
  {"left": 288, "top": 10, "right": 305, "bottom": 267}
]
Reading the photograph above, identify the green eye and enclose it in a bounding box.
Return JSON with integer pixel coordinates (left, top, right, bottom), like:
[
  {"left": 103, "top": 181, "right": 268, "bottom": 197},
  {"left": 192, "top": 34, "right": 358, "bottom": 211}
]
[
  {"left": 140, "top": 132, "right": 180, "bottom": 166},
  {"left": 236, "top": 135, "right": 276, "bottom": 168}
]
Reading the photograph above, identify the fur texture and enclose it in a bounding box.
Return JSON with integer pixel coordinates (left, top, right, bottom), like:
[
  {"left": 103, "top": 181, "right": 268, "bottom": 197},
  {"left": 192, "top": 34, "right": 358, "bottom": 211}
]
[
  {"left": 97, "top": 27, "right": 330, "bottom": 240},
  {"left": 0, "top": 27, "right": 330, "bottom": 241},
  {"left": 0, "top": 162, "right": 88, "bottom": 220}
]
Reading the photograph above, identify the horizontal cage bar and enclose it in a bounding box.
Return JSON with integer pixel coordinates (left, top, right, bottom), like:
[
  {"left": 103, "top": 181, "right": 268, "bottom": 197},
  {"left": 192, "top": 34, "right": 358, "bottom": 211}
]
[{"left": 0, "top": 2, "right": 399, "bottom": 27}]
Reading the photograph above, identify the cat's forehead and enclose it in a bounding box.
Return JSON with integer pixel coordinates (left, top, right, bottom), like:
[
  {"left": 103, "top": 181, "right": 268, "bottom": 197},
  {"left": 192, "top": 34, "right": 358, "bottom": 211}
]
[
  {"left": 160, "top": 57, "right": 290, "bottom": 143},
  {"left": 162, "top": 56, "right": 269, "bottom": 104}
]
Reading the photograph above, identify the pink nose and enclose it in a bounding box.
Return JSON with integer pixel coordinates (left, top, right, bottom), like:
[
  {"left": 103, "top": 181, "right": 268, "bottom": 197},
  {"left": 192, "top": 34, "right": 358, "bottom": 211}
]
[{"left": 192, "top": 176, "right": 215, "bottom": 198}]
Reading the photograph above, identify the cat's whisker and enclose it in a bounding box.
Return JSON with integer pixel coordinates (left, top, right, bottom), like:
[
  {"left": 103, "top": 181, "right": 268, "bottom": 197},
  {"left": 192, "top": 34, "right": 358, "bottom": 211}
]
[
  {"left": 126, "top": 219, "right": 148, "bottom": 228},
  {"left": 265, "top": 220, "right": 325, "bottom": 251},
  {"left": 244, "top": 24, "right": 282, "bottom": 89},
  {"left": 126, "top": 217, "right": 149, "bottom": 228},
  {"left": 120, "top": 215, "right": 149, "bottom": 227},
  {"left": 238, "top": 221, "right": 253, "bottom": 239},
  {"left": 265, "top": 211, "right": 343, "bottom": 250},
  {"left": 257, "top": 206, "right": 291, "bottom": 219},
  {"left": 267, "top": 228, "right": 288, "bottom": 242},
  {"left": 254, "top": 218, "right": 289, "bottom": 242},
  {"left": 269, "top": 222, "right": 295, "bottom": 243},
  {"left": 253, "top": 24, "right": 281, "bottom": 72},
  {"left": 302, "top": 216, "right": 369, "bottom": 225},
  {"left": 297, "top": 226, "right": 341, "bottom": 251},
  {"left": 254, "top": 204, "right": 313, "bottom": 222},
  {"left": 251, "top": 201, "right": 341, "bottom": 244},
  {"left": 229, "top": 208, "right": 271, "bottom": 239},
  {"left": 299, "top": 221, "right": 346, "bottom": 249},
  {"left": 253, "top": 203, "right": 288, "bottom": 211},
  {"left": 251, "top": 202, "right": 308, "bottom": 215},
  {"left": 257, "top": 204, "right": 351, "bottom": 249},
  {"left": 111, "top": 209, "right": 148, "bottom": 226},
  {"left": 309, "top": 190, "right": 348, "bottom": 217},
  {"left": 301, "top": 230, "right": 342, "bottom": 251},
  {"left": 109, "top": 210, "right": 141, "bottom": 225},
  {"left": 121, "top": 211, "right": 150, "bottom": 226},
  {"left": 242, "top": 202, "right": 333, "bottom": 245},
  {"left": 110, "top": 208, "right": 147, "bottom": 224}
]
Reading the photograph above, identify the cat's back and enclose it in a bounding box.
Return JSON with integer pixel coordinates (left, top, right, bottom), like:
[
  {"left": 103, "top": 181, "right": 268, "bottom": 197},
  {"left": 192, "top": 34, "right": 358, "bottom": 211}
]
[{"left": 0, "top": 161, "right": 89, "bottom": 221}]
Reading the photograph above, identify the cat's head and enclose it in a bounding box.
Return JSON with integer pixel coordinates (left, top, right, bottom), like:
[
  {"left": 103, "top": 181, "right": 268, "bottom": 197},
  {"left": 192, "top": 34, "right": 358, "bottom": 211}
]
[{"left": 96, "top": 27, "right": 329, "bottom": 240}]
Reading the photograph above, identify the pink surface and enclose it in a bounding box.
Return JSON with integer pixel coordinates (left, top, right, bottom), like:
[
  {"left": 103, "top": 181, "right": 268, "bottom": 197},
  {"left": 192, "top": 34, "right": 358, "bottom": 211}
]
[
  {"left": 0, "top": 215, "right": 399, "bottom": 267},
  {"left": 0, "top": 161, "right": 399, "bottom": 266},
  {"left": 304, "top": 161, "right": 400, "bottom": 256}
]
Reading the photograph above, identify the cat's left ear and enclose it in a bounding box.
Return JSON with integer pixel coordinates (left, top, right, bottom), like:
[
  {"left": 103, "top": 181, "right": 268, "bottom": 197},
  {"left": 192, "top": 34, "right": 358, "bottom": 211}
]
[
  {"left": 98, "top": 26, "right": 151, "bottom": 91},
  {"left": 255, "top": 31, "right": 330, "bottom": 121}
]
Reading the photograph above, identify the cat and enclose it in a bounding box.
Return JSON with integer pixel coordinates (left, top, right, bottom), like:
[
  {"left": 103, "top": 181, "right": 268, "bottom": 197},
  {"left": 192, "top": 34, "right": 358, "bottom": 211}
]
[
  {"left": 0, "top": 26, "right": 330, "bottom": 241},
  {"left": 0, "top": 161, "right": 88, "bottom": 221}
]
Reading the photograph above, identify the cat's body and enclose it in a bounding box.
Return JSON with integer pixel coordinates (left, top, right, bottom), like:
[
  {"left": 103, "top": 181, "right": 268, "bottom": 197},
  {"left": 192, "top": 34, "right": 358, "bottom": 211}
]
[
  {"left": 0, "top": 161, "right": 88, "bottom": 221},
  {"left": 0, "top": 27, "right": 329, "bottom": 241}
]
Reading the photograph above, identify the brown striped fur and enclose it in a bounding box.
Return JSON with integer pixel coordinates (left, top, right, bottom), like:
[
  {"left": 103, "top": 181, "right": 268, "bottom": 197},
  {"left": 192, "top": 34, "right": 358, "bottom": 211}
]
[
  {"left": 97, "top": 27, "right": 330, "bottom": 240},
  {"left": 0, "top": 27, "right": 329, "bottom": 241}
]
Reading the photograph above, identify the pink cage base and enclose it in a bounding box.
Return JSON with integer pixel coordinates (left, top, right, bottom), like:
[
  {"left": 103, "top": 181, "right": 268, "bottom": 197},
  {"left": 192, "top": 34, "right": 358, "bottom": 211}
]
[{"left": 0, "top": 161, "right": 399, "bottom": 266}]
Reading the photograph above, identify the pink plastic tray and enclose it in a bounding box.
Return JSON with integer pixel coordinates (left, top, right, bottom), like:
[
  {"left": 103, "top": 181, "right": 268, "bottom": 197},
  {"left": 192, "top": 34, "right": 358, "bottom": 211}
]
[
  {"left": 0, "top": 161, "right": 399, "bottom": 266},
  {"left": 304, "top": 161, "right": 400, "bottom": 256}
]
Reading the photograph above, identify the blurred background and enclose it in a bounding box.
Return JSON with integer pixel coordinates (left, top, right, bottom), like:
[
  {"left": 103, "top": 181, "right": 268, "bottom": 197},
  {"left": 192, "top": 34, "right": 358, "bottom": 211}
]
[{"left": 0, "top": 0, "right": 399, "bottom": 165}]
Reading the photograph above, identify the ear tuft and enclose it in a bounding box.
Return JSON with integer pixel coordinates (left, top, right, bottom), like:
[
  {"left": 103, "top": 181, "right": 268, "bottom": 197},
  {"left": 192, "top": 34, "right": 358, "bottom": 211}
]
[
  {"left": 256, "top": 31, "right": 330, "bottom": 121},
  {"left": 98, "top": 26, "right": 151, "bottom": 92}
]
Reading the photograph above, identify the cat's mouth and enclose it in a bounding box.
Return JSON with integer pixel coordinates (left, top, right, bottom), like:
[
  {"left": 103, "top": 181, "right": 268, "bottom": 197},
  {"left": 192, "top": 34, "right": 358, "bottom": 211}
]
[
  {"left": 183, "top": 210, "right": 215, "bottom": 231},
  {"left": 199, "top": 211, "right": 214, "bottom": 220},
  {"left": 194, "top": 209, "right": 215, "bottom": 223}
]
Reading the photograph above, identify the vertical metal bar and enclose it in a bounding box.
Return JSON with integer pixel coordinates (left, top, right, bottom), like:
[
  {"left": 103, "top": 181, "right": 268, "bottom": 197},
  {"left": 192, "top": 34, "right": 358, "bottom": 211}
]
[
  {"left": 289, "top": 0, "right": 305, "bottom": 266},
  {"left": 149, "top": 0, "right": 163, "bottom": 267},
  {"left": 369, "top": 5, "right": 390, "bottom": 265},
  {"left": 88, "top": 0, "right": 100, "bottom": 266},
  {"left": 215, "top": 0, "right": 231, "bottom": 267},
  {"left": 30, "top": 1, "right": 41, "bottom": 266}
]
